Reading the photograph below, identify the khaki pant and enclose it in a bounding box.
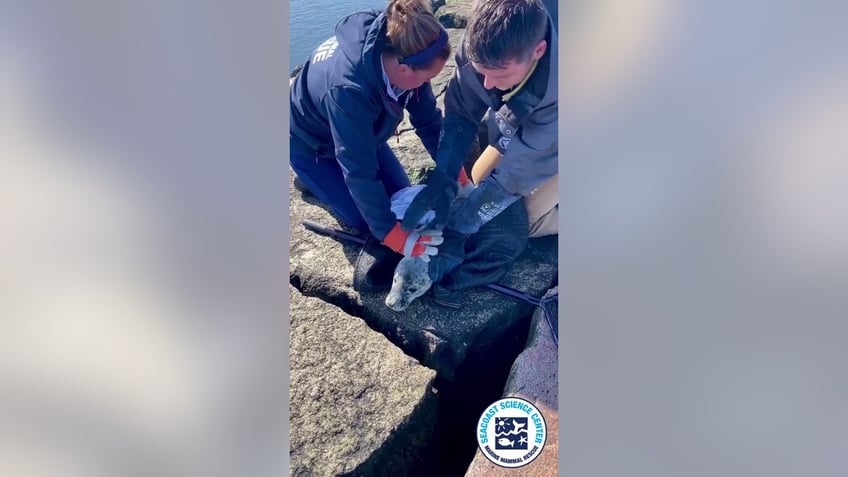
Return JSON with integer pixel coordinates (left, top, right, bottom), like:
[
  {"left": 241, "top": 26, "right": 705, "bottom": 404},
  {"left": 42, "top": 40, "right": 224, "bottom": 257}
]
[{"left": 470, "top": 146, "right": 558, "bottom": 238}]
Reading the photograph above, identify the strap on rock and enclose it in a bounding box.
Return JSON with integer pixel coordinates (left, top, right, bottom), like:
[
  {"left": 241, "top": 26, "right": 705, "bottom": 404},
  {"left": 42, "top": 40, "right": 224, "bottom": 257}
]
[{"left": 539, "top": 287, "right": 559, "bottom": 347}]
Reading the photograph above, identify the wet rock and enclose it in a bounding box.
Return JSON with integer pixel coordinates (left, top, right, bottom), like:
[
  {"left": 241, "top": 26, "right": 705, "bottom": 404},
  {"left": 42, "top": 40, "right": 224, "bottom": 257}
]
[
  {"left": 436, "top": 0, "right": 473, "bottom": 29},
  {"left": 291, "top": 63, "right": 303, "bottom": 78},
  {"left": 289, "top": 285, "right": 438, "bottom": 477}
]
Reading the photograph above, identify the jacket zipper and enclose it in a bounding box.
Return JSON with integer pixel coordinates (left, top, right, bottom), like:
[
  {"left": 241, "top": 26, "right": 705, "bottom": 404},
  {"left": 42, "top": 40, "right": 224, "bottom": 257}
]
[{"left": 382, "top": 88, "right": 404, "bottom": 145}]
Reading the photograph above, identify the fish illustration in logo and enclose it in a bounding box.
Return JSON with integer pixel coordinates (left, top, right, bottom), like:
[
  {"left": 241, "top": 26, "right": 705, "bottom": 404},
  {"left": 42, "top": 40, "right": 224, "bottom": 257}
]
[{"left": 497, "top": 437, "right": 515, "bottom": 447}]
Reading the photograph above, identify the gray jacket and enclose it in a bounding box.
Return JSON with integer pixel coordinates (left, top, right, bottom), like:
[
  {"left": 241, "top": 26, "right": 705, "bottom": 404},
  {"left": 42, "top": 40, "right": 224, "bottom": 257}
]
[
  {"left": 442, "top": 14, "right": 558, "bottom": 197},
  {"left": 435, "top": 14, "right": 557, "bottom": 233}
]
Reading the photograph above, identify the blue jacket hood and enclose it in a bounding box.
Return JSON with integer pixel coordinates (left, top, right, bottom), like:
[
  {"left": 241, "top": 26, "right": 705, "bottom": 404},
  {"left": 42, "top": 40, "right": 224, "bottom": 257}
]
[{"left": 333, "top": 10, "right": 386, "bottom": 94}]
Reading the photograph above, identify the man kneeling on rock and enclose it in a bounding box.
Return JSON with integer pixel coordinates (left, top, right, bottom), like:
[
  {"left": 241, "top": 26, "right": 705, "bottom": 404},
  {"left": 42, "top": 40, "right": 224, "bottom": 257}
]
[{"left": 402, "top": 0, "right": 558, "bottom": 239}]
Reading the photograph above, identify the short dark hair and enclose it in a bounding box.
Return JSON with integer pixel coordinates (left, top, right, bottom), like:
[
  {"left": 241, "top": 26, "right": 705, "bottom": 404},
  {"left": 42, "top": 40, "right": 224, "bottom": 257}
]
[{"left": 465, "top": 0, "right": 548, "bottom": 69}]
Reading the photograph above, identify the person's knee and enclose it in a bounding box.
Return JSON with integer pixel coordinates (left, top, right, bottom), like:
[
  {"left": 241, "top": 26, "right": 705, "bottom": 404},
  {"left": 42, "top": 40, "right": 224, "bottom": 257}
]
[
  {"left": 334, "top": 207, "right": 369, "bottom": 232},
  {"left": 298, "top": 176, "right": 369, "bottom": 232},
  {"left": 528, "top": 205, "right": 558, "bottom": 238},
  {"left": 525, "top": 173, "right": 558, "bottom": 237},
  {"left": 526, "top": 203, "right": 552, "bottom": 227}
]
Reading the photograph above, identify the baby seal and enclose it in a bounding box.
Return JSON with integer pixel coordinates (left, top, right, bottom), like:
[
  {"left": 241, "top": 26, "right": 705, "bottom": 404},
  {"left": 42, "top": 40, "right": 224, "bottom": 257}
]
[
  {"left": 385, "top": 255, "right": 432, "bottom": 312},
  {"left": 382, "top": 185, "right": 528, "bottom": 312}
]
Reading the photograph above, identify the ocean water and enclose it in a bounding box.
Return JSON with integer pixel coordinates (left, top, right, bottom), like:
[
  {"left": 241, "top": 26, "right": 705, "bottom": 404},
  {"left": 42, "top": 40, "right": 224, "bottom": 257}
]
[{"left": 290, "top": 0, "right": 388, "bottom": 71}]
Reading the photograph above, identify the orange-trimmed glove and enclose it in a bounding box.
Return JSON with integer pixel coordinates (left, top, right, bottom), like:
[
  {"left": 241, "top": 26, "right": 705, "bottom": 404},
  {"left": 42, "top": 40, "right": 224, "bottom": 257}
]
[
  {"left": 457, "top": 167, "right": 475, "bottom": 199},
  {"left": 382, "top": 222, "right": 444, "bottom": 262}
]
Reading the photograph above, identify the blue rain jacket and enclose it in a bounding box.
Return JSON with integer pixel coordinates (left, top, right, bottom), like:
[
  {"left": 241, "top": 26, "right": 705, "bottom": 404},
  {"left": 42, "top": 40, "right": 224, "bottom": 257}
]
[{"left": 290, "top": 10, "right": 443, "bottom": 239}]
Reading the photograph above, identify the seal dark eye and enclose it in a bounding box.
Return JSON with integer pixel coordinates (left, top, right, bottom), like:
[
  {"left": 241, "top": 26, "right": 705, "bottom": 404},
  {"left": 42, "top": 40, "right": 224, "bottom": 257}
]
[{"left": 408, "top": 287, "right": 418, "bottom": 294}]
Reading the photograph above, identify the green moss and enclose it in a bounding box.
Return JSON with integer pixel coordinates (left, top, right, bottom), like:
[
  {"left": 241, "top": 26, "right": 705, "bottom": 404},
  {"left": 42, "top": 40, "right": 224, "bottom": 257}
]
[{"left": 408, "top": 165, "right": 435, "bottom": 185}]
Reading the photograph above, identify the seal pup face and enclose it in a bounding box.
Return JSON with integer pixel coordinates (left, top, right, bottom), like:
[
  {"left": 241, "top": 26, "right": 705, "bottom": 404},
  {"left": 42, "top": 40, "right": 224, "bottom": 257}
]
[{"left": 385, "top": 256, "right": 432, "bottom": 312}]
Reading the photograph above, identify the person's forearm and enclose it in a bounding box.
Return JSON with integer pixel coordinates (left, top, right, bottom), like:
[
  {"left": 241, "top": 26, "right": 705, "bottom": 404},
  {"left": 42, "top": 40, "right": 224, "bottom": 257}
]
[
  {"left": 434, "top": 114, "right": 478, "bottom": 178},
  {"left": 342, "top": 168, "right": 396, "bottom": 239}
]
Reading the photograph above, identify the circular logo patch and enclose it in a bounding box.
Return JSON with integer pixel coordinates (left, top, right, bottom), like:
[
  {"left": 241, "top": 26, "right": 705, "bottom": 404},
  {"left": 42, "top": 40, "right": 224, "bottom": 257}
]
[{"left": 476, "top": 397, "right": 547, "bottom": 468}]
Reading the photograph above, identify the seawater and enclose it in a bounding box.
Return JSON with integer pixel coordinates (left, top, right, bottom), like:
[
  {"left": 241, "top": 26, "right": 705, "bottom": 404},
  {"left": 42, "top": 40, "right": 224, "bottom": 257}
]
[{"left": 290, "top": 0, "right": 388, "bottom": 72}]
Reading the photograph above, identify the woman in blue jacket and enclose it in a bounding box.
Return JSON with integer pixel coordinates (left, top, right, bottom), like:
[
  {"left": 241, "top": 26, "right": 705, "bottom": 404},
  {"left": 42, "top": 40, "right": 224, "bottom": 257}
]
[{"left": 290, "top": 0, "right": 450, "bottom": 260}]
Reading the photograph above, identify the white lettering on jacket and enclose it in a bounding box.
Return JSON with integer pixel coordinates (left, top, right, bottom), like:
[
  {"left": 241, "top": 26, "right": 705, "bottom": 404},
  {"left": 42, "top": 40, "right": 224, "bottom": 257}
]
[{"left": 312, "top": 37, "right": 339, "bottom": 62}]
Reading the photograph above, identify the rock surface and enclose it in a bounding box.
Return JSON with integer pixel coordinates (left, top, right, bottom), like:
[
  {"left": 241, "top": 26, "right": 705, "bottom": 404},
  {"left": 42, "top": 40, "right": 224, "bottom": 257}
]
[
  {"left": 435, "top": 0, "right": 474, "bottom": 29},
  {"left": 289, "top": 285, "right": 438, "bottom": 477},
  {"left": 464, "top": 288, "right": 559, "bottom": 477}
]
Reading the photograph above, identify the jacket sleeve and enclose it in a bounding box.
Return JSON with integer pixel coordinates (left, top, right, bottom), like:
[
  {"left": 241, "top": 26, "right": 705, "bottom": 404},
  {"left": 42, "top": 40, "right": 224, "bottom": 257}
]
[
  {"left": 405, "top": 82, "right": 442, "bottom": 161},
  {"left": 491, "top": 102, "right": 558, "bottom": 196},
  {"left": 447, "top": 57, "right": 559, "bottom": 232},
  {"left": 434, "top": 43, "right": 490, "bottom": 179},
  {"left": 322, "top": 85, "right": 398, "bottom": 240}
]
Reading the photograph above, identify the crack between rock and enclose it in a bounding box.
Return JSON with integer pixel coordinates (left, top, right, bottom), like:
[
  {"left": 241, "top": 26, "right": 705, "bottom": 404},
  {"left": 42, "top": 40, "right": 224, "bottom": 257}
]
[
  {"left": 434, "top": 84, "right": 449, "bottom": 101},
  {"left": 291, "top": 271, "right": 556, "bottom": 475},
  {"left": 289, "top": 273, "right": 303, "bottom": 293},
  {"left": 289, "top": 270, "right": 366, "bottom": 321}
]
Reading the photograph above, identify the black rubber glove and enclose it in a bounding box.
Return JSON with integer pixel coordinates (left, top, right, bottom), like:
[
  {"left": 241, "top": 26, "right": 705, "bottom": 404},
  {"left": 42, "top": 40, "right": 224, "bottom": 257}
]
[
  {"left": 401, "top": 170, "right": 457, "bottom": 231},
  {"left": 402, "top": 114, "right": 479, "bottom": 231}
]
